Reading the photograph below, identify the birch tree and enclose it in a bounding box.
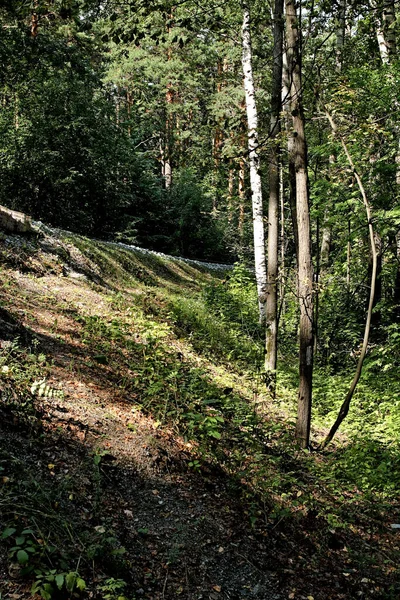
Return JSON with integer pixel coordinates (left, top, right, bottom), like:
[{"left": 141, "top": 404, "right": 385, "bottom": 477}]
[{"left": 241, "top": 0, "right": 268, "bottom": 326}]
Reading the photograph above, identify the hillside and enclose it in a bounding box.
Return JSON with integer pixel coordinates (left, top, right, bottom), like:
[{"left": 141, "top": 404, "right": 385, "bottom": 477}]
[{"left": 0, "top": 225, "right": 399, "bottom": 600}]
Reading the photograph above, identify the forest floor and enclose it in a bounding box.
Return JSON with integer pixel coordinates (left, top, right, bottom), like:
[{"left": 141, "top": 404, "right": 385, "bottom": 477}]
[{"left": 0, "top": 226, "right": 399, "bottom": 600}]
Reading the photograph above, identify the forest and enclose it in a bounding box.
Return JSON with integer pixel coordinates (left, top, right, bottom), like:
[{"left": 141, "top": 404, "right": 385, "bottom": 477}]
[{"left": 1, "top": 0, "right": 400, "bottom": 599}]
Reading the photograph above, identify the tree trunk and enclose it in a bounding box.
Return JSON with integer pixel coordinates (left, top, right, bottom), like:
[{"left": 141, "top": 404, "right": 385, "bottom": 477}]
[
  {"left": 373, "top": 0, "right": 398, "bottom": 323},
  {"left": 115, "top": 87, "right": 120, "bottom": 126},
  {"left": 238, "top": 157, "right": 246, "bottom": 238},
  {"left": 31, "top": 3, "right": 38, "bottom": 37},
  {"left": 282, "top": 45, "right": 299, "bottom": 267},
  {"left": 228, "top": 160, "right": 234, "bottom": 222},
  {"left": 126, "top": 90, "right": 132, "bottom": 137},
  {"left": 14, "top": 93, "right": 19, "bottom": 131},
  {"left": 314, "top": 215, "right": 320, "bottom": 356},
  {"left": 163, "top": 9, "right": 175, "bottom": 189},
  {"left": 265, "top": 0, "right": 284, "bottom": 396},
  {"left": 373, "top": 0, "right": 396, "bottom": 63},
  {"left": 241, "top": 1, "right": 268, "bottom": 325},
  {"left": 371, "top": 232, "right": 382, "bottom": 329},
  {"left": 335, "top": 0, "right": 346, "bottom": 71},
  {"left": 285, "top": 0, "right": 314, "bottom": 448},
  {"left": 164, "top": 80, "right": 173, "bottom": 189},
  {"left": 279, "top": 161, "right": 286, "bottom": 322},
  {"left": 394, "top": 232, "right": 400, "bottom": 319},
  {"left": 320, "top": 208, "right": 332, "bottom": 271},
  {"left": 319, "top": 3, "right": 346, "bottom": 273},
  {"left": 347, "top": 218, "right": 351, "bottom": 290}
]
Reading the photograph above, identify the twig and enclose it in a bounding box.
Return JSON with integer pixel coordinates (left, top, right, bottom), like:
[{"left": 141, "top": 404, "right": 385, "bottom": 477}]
[
  {"left": 162, "top": 568, "right": 168, "bottom": 599},
  {"left": 235, "top": 552, "right": 263, "bottom": 575}
]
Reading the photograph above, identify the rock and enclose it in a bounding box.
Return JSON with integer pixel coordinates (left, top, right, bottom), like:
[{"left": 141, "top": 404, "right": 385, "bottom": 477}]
[{"left": 0, "top": 205, "right": 33, "bottom": 234}]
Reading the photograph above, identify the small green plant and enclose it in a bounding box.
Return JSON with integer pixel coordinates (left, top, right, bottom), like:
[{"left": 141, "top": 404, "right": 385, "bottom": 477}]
[
  {"left": 30, "top": 378, "right": 64, "bottom": 399},
  {"left": 31, "top": 570, "right": 86, "bottom": 600},
  {"left": 1, "top": 526, "right": 42, "bottom": 568},
  {"left": 184, "top": 408, "right": 225, "bottom": 440},
  {"left": 98, "top": 577, "right": 133, "bottom": 600},
  {"left": 188, "top": 459, "right": 202, "bottom": 471},
  {"left": 85, "top": 523, "right": 127, "bottom": 562}
]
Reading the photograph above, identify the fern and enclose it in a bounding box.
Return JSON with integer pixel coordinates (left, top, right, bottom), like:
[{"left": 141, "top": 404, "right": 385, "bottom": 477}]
[{"left": 30, "top": 379, "right": 64, "bottom": 400}]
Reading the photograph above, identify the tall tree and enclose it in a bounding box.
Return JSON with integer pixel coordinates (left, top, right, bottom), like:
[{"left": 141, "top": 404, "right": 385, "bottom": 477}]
[
  {"left": 265, "top": 0, "right": 284, "bottom": 395},
  {"left": 241, "top": 0, "right": 268, "bottom": 325},
  {"left": 285, "top": 0, "right": 314, "bottom": 448}
]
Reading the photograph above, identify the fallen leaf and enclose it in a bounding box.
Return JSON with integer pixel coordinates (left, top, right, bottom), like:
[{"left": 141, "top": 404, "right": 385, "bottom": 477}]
[
  {"left": 94, "top": 526, "right": 106, "bottom": 534},
  {"left": 212, "top": 585, "right": 221, "bottom": 592}
]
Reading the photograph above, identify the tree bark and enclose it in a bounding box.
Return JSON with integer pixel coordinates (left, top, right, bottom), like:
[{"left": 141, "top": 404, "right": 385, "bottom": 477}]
[
  {"left": 335, "top": 0, "right": 346, "bottom": 71},
  {"left": 394, "top": 232, "right": 400, "bottom": 319},
  {"left": 241, "top": 1, "right": 268, "bottom": 325},
  {"left": 163, "top": 9, "right": 175, "bottom": 189},
  {"left": 279, "top": 161, "right": 286, "bottom": 322},
  {"left": 347, "top": 218, "right": 351, "bottom": 290},
  {"left": 282, "top": 44, "right": 299, "bottom": 267},
  {"left": 373, "top": 0, "right": 396, "bottom": 63},
  {"left": 371, "top": 232, "right": 382, "bottom": 329},
  {"left": 320, "top": 208, "right": 332, "bottom": 271},
  {"left": 373, "top": 0, "right": 399, "bottom": 324},
  {"left": 265, "top": 0, "right": 284, "bottom": 396},
  {"left": 31, "top": 1, "right": 39, "bottom": 38},
  {"left": 285, "top": 0, "right": 314, "bottom": 448},
  {"left": 127, "top": 90, "right": 132, "bottom": 137}
]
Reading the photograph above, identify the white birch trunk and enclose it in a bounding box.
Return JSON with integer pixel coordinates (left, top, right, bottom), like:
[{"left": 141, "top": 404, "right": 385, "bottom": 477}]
[
  {"left": 373, "top": 2, "right": 400, "bottom": 203},
  {"left": 372, "top": 0, "right": 396, "bottom": 63},
  {"left": 241, "top": 2, "right": 267, "bottom": 325},
  {"left": 377, "top": 28, "right": 390, "bottom": 62}
]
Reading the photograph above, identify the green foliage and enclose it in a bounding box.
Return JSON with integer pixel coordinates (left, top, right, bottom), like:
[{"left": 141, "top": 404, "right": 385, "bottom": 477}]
[
  {"left": 98, "top": 577, "right": 133, "bottom": 600},
  {"left": 0, "top": 338, "right": 54, "bottom": 421},
  {"left": 167, "top": 168, "right": 231, "bottom": 260},
  {"left": 31, "top": 570, "right": 86, "bottom": 600},
  {"left": 203, "top": 263, "right": 258, "bottom": 330},
  {"left": 0, "top": 442, "right": 131, "bottom": 598},
  {"left": 170, "top": 294, "right": 262, "bottom": 368},
  {"left": 326, "top": 439, "right": 400, "bottom": 495}
]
